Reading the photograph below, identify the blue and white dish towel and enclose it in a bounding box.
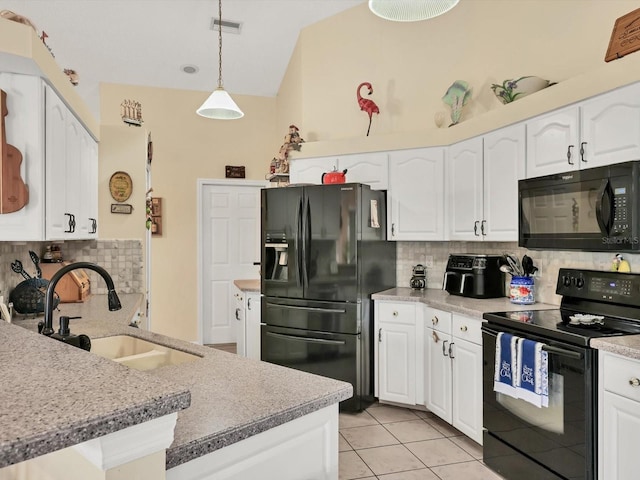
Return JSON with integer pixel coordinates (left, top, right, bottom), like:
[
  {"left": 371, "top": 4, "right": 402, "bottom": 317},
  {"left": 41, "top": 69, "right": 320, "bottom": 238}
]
[{"left": 494, "top": 332, "right": 549, "bottom": 408}]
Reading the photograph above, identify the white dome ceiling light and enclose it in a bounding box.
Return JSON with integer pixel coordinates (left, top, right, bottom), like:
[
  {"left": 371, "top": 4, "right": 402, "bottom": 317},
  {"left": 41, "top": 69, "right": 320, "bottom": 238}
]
[{"left": 368, "top": 0, "right": 460, "bottom": 22}]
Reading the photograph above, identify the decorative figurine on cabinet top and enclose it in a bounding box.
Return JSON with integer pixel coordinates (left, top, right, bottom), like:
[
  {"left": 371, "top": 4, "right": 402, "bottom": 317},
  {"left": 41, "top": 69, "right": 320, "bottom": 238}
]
[
  {"left": 268, "top": 125, "right": 306, "bottom": 185},
  {"left": 356, "top": 82, "right": 380, "bottom": 136},
  {"left": 442, "top": 80, "right": 472, "bottom": 127}
]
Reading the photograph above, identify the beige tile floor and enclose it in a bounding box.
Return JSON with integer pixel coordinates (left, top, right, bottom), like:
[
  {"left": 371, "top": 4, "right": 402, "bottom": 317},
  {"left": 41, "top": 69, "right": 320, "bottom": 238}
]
[{"left": 339, "top": 402, "right": 505, "bottom": 480}]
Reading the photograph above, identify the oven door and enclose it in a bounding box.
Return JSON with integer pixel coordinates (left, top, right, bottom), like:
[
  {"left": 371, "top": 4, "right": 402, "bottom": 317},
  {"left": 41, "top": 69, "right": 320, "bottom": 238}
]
[{"left": 482, "top": 324, "right": 596, "bottom": 480}]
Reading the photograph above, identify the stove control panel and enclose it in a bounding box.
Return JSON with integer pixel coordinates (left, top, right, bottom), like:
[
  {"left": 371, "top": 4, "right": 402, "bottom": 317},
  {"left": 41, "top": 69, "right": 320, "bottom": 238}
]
[{"left": 557, "top": 268, "right": 640, "bottom": 306}]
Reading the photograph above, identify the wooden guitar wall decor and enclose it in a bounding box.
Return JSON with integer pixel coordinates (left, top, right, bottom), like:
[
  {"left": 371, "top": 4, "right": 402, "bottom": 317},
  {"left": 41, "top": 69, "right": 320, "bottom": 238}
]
[{"left": 0, "top": 89, "right": 29, "bottom": 213}]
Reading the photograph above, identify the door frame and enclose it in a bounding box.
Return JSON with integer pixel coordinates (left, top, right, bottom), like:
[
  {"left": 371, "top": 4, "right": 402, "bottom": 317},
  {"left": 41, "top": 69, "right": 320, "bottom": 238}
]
[{"left": 196, "top": 178, "right": 267, "bottom": 345}]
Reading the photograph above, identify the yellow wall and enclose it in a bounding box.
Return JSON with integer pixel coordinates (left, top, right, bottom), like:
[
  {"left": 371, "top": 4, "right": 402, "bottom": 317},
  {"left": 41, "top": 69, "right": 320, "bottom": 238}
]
[
  {"left": 100, "top": 84, "right": 276, "bottom": 340},
  {"left": 277, "top": 1, "right": 638, "bottom": 144},
  {"left": 98, "top": 0, "right": 639, "bottom": 341}
]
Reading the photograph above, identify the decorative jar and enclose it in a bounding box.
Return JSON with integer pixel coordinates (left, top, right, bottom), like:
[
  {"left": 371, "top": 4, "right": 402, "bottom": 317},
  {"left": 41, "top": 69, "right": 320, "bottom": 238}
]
[{"left": 509, "top": 276, "right": 535, "bottom": 304}]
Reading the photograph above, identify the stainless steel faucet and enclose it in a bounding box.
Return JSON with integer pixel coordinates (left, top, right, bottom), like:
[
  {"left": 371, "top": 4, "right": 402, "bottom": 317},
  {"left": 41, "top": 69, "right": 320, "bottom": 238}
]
[{"left": 41, "top": 262, "right": 122, "bottom": 336}]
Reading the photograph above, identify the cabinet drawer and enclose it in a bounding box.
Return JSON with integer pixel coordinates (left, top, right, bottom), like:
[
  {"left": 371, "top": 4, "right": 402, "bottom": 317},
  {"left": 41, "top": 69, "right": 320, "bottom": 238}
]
[
  {"left": 377, "top": 302, "right": 416, "bottom": 325},
  {"left": 603, "top": 353, "right": 640, "bottom": 402},
  {"left": 453, "top": 314, "right": 482, "bottom": 345},
  {"left": 425, "top": 307, "right": 452, "bottom": 334}
]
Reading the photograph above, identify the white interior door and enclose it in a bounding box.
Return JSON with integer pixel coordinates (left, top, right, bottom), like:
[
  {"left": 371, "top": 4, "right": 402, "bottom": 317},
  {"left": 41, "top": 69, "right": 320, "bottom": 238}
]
[{"left": 200, "top": 181, "right": 264, "bottom": 345}]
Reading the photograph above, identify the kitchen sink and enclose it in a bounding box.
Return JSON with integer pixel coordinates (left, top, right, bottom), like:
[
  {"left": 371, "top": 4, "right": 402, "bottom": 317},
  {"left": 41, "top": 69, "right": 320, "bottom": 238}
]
[{"left": 90, "top": 335, "right": 202, "bottom": 371}]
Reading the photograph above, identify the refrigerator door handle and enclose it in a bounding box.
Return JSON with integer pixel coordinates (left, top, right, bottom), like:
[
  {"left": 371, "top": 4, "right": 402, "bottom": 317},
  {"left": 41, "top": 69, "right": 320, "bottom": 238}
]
[
  {"left": 266, "top": 331, "right": 346, "bottom": 346},
  {"left": 265, "top": 302, "right": 347, "bottom": 314},
  {"left": 303, "top": 195, "right": 311, "bottom": 289},
  {"left": 296, "top": 196, "right": 303, "bottom": 287}
]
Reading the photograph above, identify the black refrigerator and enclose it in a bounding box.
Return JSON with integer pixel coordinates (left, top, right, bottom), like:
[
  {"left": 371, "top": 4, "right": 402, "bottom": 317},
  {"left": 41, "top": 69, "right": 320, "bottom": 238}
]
[{"left": 261, "top": 183, "right": 396, "bottom": 411}]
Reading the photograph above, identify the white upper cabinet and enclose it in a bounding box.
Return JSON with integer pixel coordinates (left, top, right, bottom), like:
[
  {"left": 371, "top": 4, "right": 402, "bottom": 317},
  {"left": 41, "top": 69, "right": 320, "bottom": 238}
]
[
  {"left": 447, "top": 137, "right": 484, "bottom": 241},
  {"left": 527, "top": 82, "right": 640, "bottom": 178},
  {"left": 0, "top": 73, "right": 45, "bottom": 240},
  {"left": 0, "top": 75, "right": 98, "bottom": 242},
  {"left": 447, "top": 126, "right": 524, "bottom": 242},
  {"left": 289, "top": 156, "right": 334, "bottom": 185},
  {"left": 338, "top": 152, "right": 388, "bottom": 190},
  {"left": 482, "top": 124, "right": 526, "bottom": 241},
  {"left": 289, "top": 152, "right": 388, "bottom": 189},
  {"left": 388, "top": 147, "right": 445, "bottom": 241}
]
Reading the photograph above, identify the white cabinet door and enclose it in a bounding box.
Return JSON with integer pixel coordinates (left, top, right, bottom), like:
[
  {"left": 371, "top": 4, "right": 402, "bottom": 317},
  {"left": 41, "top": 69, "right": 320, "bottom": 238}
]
[
  {"left": 581, "top": 82, "right": 640, "bottom": 169},
  {"left": 339, "top": 152, "right": 388, "bottom": 190},
  {"left": 424, "top": 325, "right": 452, "bottom": 423},
  {"left": 0, "top": 73, "right": 45, "bottom": 241},
  {"left": 602, "top": 391, "right": 640, "bottom": 480},
  {"left": 447, "top": 137, "right": 483, "bottom": 241},
  {"left": 451, "top": 338, "right": 483, "bottom": 444},
  {"left": 45, "top": 85, "right": 73, "bottom": 239},
  {"left": 233, "top": 287, "right": 246, "bottom": 357},
  {"left": 289, "top": 156, "right": 337, "bottom": 185},
  {"left": 388, "top": 147, "right": 445, "bottom": 241},
  {"left": 77, "top": 130, "right": 98, "bottom": 237},
  {"left": 378, "top": 322, "right": 416, "bottom": 405},
  {"left": 245, "top": 293, "right": 261, "bottom": 360},
  {"left": 482, "top": 124, "right": 525, "bottom": 242},
  {"left": 526, "top": 105, "right": 580, "bottom": 178},
  {"left": 375, "top": 301, "right": 417, "bottom": 405}
]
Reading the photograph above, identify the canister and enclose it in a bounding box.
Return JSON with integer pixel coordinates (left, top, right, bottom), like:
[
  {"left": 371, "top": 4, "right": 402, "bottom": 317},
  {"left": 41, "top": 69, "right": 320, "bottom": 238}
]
[{"left": 509, "top": 276, "right": 535, "bottom": 304}]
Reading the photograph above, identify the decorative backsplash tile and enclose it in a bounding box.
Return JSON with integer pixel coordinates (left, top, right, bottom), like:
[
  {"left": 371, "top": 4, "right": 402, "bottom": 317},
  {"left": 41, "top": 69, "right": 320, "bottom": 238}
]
[
  {"left": 0, "top": 239, "right": 143, "bottom": 302},
  {"left": 397, "top": 241, "right": 638, "bottom": 306}
]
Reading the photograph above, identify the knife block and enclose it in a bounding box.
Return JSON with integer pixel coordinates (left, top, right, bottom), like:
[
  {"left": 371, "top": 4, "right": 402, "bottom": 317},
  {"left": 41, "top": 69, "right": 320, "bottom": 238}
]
[{"left": 40, "top": 262, "right": 91, "bottom": 303}]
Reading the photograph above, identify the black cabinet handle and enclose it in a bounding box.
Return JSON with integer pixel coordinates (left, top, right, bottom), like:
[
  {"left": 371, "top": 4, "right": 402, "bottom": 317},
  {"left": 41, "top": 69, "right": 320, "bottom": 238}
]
[
  {"left": 64, "top": 213, "right": 76, "bottom": 233},
  {"left": 473, "top": 221, "right": 479, "bottom": 236},
  {"left": 481, "top": 220, "right": 486, "bottom": 236},
  {"left": 90, "top": 218, "right": 97, "bottom": 234},
  {"left": 567, "top": 145, "right": 574, "bottom": 165},
  {"left": 580, "top": 142, "right": 587, "bottom": 162}
]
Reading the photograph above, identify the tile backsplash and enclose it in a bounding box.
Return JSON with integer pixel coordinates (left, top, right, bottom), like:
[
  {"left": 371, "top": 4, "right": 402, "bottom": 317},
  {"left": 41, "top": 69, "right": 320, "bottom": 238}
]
[
  {"left": 0, "top": 239, "right": 143, "bottom": 302},
  {"left": 397, "top": 241, "right": 639, "bottom": 306}
]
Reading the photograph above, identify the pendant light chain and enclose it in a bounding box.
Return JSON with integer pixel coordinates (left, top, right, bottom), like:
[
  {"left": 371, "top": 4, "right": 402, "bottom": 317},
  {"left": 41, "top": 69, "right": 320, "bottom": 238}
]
[{"left": 217, "top": 0, "right": 223, "bottom": 88}]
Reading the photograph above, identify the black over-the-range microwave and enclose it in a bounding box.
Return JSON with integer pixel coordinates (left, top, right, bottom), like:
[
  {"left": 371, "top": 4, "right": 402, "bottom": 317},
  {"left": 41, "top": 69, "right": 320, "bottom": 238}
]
[{"left": 519, "top": 160, "right": 640, "bottom": 251}]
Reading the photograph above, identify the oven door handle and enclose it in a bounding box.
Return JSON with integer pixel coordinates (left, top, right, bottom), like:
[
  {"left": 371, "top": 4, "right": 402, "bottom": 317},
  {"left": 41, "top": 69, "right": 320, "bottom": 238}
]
[
  {"left": 266, "top": 331, "right": 346, "bottom": 346},
  {"left": 482, "top": 326, "right": 583, "bottom": 360}
]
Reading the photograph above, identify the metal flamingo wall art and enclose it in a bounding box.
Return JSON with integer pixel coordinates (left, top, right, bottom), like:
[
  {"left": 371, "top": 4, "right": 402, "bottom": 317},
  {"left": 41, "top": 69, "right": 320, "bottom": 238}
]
[{"left": 356, "top": 82, "right": 379, "bottom": 136}]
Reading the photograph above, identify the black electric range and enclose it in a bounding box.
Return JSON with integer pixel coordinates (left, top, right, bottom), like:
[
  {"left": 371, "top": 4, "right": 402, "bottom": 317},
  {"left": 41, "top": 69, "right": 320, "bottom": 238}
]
[
  {"left": 482, "top": 268, "right": 640, "bottom": 480},
  {"left": 484, "top": 268, "right": 640, "bottom": 346}
]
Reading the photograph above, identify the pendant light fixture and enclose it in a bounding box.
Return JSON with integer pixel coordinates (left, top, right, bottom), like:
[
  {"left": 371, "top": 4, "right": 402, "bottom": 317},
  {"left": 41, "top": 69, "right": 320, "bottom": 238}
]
[
  {"left": 196, "top": 0, "right": 244, "bottom": 119},
  {"left": 368, "top": 0, "right": 459, "bottom": 22}
]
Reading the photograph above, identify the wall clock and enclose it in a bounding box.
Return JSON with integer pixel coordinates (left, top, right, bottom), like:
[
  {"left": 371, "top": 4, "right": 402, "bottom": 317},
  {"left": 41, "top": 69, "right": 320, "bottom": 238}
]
[{"left": 109, "top": 171, "right": 133, "bottom": 202}]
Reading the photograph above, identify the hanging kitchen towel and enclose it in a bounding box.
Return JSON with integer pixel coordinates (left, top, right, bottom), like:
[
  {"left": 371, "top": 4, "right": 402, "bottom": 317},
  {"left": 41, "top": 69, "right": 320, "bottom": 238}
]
[
  {"left": 494, "top": 332, "right": 519, "bottom": 398},
  {"left": 516, "top": 338, "right": 549, "bottom": 408}
]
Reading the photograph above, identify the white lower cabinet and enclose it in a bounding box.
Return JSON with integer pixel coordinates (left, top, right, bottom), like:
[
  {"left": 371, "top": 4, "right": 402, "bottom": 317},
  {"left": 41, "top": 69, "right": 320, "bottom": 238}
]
[
  {"left": 233, "top": 288, "right": 261, "bottom": 360},
  {"left": 374, "top": 301, "right": 423, "bottom": 406},
  {"left": 599, "top": 351, "right": 640, "bottom": 480},
  {"left": 424, "top": 309, "right": 483, "bottom": 444},
  {"left": 245, "top": 292, "right": 261, "bottom": 360}
]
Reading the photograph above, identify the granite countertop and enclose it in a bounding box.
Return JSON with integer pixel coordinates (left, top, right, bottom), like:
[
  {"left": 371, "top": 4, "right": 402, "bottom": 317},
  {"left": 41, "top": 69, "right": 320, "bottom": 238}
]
[
  {"left": 373, "top": 287, "right": 557, "bottom": 318},
  {"left": 1, "top": 294, "right": 190, "bottom": 468},
  {"left": 591, "top": 336, "right": 640, "bottom": 360},
  {"left": 10, "top": 294, "right": 352, "bottom": 470},
  {"left": 233, "top": 279, "right": 260, "bottom": 292}
]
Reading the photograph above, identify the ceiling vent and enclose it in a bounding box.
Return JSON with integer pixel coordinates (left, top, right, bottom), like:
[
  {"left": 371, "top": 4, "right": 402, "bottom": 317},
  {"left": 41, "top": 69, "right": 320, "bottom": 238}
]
[{"left": 210, "top": 18, "right": 242, "bottom": 34}]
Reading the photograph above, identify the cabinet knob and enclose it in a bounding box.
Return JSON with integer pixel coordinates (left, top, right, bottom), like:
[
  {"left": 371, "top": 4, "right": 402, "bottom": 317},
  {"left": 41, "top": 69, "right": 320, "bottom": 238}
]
[
  {"left": 393, "top": 311, "right": 398, "bottom": 317},
  {"left": 630, "top": 378, "right": 640, "bottom": 387},
  {"left": 460, "top": 325, "right": 468, "bottom": 332},
  {"left": 432, "top": 316, "right": 439, "bottom": 325},
  {"left": 432, "top": 331, "right": 439, "bottom": 343}
]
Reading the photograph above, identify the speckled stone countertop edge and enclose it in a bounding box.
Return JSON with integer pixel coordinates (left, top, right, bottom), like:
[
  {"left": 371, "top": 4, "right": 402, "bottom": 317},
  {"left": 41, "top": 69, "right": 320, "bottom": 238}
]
[
  {"left": 372, "top": 287, "right": 556, "bottom": 319},
  {"left": 2, "top": 389, "right": 191, "bottom": 468},
  {"left": 233, "top": 279, "right": 260, "bottom": 292},
  {"left": 591, "top": 336, "right": 640, "bottom": 360},
  {"left": 165, "top": 385, "right": 352, "bottom": 469}
]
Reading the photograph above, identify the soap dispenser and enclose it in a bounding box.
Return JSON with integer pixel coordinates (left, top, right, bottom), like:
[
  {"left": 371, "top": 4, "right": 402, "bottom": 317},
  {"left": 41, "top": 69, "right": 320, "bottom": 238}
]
[{"left": 49, "top": 316, "right": 92, "bottom": 351}]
